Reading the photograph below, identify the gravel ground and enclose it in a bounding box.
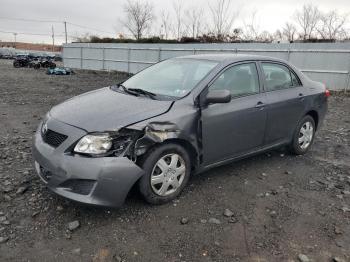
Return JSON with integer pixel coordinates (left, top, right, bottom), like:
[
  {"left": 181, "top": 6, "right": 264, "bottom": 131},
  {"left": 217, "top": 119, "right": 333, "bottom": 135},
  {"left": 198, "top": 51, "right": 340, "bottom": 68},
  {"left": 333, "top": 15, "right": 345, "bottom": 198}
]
[{"left": 0, "top": 59, "right": 349, "bottom": 262}]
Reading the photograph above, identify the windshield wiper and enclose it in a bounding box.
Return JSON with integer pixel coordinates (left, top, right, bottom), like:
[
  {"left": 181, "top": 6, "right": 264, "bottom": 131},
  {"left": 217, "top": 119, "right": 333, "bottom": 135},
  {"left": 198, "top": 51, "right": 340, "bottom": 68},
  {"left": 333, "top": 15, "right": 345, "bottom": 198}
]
[
  {"left": 115, "top": 83, "right": 140, "bottom": 96},
  {"left": 127, "top": 88, "right": 157, "bottom": 99}
]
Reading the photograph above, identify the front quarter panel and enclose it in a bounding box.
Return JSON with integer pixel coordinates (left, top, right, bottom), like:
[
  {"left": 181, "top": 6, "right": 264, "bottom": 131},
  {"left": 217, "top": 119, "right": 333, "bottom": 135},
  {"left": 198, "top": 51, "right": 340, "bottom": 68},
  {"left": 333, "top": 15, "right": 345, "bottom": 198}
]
[{"left": 127, "top": 100, "right": 201, "bottom": 167}]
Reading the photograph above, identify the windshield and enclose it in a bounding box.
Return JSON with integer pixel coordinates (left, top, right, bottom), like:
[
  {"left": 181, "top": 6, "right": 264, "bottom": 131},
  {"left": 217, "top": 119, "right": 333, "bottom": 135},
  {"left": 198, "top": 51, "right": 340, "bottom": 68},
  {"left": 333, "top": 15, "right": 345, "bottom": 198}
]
[{"left": 122, "top": 58, "right": 218, "bottom": 98}]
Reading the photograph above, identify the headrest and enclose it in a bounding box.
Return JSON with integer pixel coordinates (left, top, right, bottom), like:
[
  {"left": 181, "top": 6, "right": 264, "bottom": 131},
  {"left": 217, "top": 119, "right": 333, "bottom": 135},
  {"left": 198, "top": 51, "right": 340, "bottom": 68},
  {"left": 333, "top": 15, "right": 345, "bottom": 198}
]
[{"left": 270, "top": 71, "right": 287, "bottom": 81}]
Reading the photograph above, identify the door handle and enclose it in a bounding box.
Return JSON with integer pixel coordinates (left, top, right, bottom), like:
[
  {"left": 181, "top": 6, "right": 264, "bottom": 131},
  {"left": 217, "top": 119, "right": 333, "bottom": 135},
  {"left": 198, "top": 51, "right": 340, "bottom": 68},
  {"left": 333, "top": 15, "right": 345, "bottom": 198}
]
[{"left": 255, "top": 101, "right": 265, "bottom": 109}]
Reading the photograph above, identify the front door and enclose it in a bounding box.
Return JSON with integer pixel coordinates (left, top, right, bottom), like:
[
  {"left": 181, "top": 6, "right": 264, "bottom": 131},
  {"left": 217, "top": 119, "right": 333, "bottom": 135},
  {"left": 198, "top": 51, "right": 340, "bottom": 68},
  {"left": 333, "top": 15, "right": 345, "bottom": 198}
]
[{"left": 201, "top": 62, "right": 267, "bottom": 165}]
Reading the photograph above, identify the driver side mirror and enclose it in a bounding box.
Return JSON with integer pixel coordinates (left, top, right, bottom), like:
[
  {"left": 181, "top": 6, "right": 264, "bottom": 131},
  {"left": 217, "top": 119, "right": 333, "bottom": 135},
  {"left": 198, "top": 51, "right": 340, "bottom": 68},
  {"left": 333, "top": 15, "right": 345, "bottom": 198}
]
[{"left": 204, "top": 90, "right": 231, "bottom": 105}]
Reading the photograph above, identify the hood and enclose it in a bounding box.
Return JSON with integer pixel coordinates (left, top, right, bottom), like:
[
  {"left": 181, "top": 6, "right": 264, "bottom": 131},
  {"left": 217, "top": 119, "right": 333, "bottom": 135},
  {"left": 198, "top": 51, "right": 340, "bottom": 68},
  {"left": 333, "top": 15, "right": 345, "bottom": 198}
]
[{"left": 50, "top": 87, "right": 173, "bottom": 132}]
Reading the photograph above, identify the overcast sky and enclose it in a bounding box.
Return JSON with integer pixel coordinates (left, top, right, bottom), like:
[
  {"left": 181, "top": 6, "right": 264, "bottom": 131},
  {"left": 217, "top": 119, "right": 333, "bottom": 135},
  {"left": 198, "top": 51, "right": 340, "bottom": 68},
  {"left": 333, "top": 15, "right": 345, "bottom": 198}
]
[{"left": 0, "top": 0, "right": 349, "bottom": 44}]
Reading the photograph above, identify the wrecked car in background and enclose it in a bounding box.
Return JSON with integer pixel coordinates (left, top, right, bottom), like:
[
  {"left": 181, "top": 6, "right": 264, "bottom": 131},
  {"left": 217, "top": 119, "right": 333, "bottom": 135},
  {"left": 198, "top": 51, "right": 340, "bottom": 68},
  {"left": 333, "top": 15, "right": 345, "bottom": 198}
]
[
  {"left": 32, "top": 54, "right": 329, "bottom": 207},
  {"left": 46, "top": 67, "right": 74, "bottom": 75}
]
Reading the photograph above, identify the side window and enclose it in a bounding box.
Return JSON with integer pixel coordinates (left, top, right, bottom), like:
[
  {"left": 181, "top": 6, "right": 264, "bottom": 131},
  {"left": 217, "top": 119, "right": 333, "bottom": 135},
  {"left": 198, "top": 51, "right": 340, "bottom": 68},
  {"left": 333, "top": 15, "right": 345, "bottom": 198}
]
[
  {"left": 210, "top": 63, "right": 259, "bottom": 97},
  {"left": 291, "top": 71, "right": 302, "bottom": 86},
  {"left": 262, "top": 63, "right": 293, "bottom": 91}
]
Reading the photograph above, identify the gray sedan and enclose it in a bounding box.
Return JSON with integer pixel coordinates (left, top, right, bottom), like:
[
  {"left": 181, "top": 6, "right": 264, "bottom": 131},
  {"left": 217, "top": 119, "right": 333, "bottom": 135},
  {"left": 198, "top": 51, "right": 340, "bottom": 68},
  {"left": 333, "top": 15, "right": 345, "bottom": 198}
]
[{"left": 32, "top": 54, "right": 329, "bottom": 207}]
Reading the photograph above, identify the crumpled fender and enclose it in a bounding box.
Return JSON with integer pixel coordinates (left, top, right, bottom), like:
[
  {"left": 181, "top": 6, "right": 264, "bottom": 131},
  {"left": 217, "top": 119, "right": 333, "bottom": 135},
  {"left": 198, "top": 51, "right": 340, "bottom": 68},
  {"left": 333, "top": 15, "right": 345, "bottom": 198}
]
[{"left": 125, "top": 102, "right": 202, "bottom": 169}]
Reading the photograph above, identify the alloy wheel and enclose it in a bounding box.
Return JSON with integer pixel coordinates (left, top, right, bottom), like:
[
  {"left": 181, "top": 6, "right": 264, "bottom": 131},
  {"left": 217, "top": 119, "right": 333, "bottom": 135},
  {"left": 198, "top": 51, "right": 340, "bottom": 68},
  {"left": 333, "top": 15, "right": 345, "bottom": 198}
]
[
  {"left": 150, "top": 153, "right": 186, "bottom": 196},
  {"left": 298, "top": 121, "right": 314, "bottom": 150}
]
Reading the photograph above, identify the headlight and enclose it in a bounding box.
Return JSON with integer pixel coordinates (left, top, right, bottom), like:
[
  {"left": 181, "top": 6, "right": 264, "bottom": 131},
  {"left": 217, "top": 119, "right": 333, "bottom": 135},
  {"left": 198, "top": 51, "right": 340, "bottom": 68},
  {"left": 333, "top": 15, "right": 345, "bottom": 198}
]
[{"left": 74, "top": 133, "right": 113, "bottom": 155}]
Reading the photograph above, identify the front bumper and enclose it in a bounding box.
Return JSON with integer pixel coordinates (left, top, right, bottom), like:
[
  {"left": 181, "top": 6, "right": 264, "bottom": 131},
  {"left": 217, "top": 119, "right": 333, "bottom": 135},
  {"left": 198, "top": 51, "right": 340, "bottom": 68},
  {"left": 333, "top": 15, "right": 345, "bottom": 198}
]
[{"left": 32, "top": 116, "right": 144, "bottom": 207}]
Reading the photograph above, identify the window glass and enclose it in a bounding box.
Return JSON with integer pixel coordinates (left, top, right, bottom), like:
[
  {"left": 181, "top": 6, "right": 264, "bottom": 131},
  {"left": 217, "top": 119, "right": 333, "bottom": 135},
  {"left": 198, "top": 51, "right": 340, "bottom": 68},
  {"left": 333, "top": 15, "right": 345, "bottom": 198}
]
[
  {"left": 210, "top": 63, "right": 259, "bottom": 97},
  {"left": 291, "top": 71, "right": 301, "bottom": 86},
  {"left": 262, "top": 63, "right": 293, "bottom": 91}
]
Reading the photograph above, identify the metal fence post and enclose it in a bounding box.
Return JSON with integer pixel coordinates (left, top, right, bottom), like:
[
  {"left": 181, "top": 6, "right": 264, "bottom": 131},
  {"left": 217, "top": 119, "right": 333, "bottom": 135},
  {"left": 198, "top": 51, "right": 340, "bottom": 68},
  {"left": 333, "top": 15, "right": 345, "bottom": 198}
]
[
  {"left": 80, "top": 47, "right": 83, "bottom": 69},
  {"left": 102, "top": 47, "right": 105, "bottom": 70},
  {"left": 345, "top": 53, "right": 350, "bottom": 93},
  {"left": 127, "top": 48, "right": 131, "bottom": 74},
  {"left": 158, "top": 47, "right": 162, "bottom": 61},
  {"left": 287, "top": 48, "right": 291, "bottom": 61},
  {"left": 193, "top": 48, "right": 196, "bottom": 54}
]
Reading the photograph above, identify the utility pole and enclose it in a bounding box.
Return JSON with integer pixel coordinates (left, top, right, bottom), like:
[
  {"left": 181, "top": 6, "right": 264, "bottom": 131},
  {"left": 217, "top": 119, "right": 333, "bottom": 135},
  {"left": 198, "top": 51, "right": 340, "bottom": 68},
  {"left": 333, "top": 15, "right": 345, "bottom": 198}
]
[
  {"left": 64, "top": 21, "right": 68, "bottom": 44},
  {"left": 13, "top": 33, "right": 17, "bottom": 48},
  {"left": 51, "top": 25, "right": 55, "bottom": 52}
]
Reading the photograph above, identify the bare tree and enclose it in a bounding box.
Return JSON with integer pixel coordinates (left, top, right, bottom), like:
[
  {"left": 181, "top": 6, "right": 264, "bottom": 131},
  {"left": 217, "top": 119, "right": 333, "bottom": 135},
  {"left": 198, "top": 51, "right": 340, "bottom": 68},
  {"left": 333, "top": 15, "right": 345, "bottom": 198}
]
[
  {"left": 209, "top": 0, "right": 238, "bottom": 39},
  {"left": 273, "top": 29, "right": 283, "bottom": 42},
  {"left": 242, "top": 11, "right": 260, "bottom": 40},
  {"left": 317, "top": 10, "right": 348, "bottom": 40},
  {"left": 173, "top": 0, "right": 184, "bottom": 40},
  {"left": 72, "top": 33, "right": 92, "bottom": 43},
  {"left": 282, "top": 22, "right": 297, "bottom": 42},
  {"left": 120, "top": 0, "right": 154, "bottom": 40},
  {"left": 160, "top": 10, "right": 172, "bottom": 39},
  {"left": 294, "top": 4, "right": 320, "bottom": 40},
  {"left": 259, "top": 30, "right": 273, "bottom": 42},
  {"left": 185, "top": 7, "right": 203, "bottom": 38}
]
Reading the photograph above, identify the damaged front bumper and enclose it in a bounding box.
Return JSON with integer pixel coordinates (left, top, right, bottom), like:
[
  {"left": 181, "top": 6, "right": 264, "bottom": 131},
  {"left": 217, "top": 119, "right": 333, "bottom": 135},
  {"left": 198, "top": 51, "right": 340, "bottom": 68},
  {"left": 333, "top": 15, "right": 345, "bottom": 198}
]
[{"left": 32, "top": 117, "right": 145, "bottom": 207}]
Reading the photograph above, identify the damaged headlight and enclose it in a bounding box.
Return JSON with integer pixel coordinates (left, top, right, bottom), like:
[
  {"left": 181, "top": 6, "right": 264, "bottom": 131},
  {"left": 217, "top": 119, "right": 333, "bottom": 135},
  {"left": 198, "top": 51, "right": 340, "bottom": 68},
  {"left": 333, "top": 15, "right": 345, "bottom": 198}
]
[
  {"left": 73, "top": 131, "right": 137, "bottom": 157},
  {"left": 74, "top": 133, "right": 113, "bottom": 155}
]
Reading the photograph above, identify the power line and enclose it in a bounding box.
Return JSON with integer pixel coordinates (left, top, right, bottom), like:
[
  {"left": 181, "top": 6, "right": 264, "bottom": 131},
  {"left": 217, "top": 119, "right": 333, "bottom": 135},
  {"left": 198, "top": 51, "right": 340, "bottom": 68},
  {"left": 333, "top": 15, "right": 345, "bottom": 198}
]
[
  {"left": 0, "top": 29, "right": 51, "bottom": 36},
  {"left": 66, "top": 22, "right": 115, "bottom": 35},
  {"left": 0, "top": 29, "right": 66, "bottom": 37},
  {"left": 0, "top": 17, "right": 115, "bottom": 35},
  {"left": 0, "top": 17, "right": 62, "bottom": 23}
]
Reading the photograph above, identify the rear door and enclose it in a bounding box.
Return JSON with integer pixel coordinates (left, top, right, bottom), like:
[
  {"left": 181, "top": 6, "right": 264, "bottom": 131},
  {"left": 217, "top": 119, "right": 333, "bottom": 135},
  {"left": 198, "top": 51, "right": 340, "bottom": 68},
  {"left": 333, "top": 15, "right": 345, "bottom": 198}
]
[
  {"left": 201, "top": 62, "right": 268, "bottom": 165},
  {"left": 260, "top": 62, "right": 307, "bottom": 145}
]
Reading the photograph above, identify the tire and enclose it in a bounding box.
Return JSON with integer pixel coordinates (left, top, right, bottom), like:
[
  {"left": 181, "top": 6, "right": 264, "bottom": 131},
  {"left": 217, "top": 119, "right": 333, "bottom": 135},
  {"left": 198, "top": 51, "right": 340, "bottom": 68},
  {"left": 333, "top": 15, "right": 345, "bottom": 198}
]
[
  {"left": 138, "top": 143, "right": 191, "bottom": 205},
  {"left": 290, "top": 115, "right": 316, "bottom": 155},
  {"left": 33, "top": 64, "right": 40, "bottom": 69},
  {"left": 13, "top": 61, "right": 20, "bottom": 68}
]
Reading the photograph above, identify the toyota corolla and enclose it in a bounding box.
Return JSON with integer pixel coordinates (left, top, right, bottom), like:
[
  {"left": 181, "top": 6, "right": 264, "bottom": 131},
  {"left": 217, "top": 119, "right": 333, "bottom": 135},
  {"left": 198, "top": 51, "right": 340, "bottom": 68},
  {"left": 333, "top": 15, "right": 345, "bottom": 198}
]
[{"left": 32, "top": 54, "right": 328, "bottom": 207}]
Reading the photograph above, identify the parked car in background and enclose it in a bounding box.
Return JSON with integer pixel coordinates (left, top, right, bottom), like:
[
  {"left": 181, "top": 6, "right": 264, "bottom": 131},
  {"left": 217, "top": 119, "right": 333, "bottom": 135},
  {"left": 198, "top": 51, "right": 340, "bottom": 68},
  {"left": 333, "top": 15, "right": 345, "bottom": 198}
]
[
  {"left": 54, "top": 54, "right": 63, "bottom": 62},
  {"left": 38, "top": 58, "right": 56, "bottom": 69},
  {"left": 32, "top": 54, "right": 329, "bottom": 207},
  {"left": 13, "top": 54, "right": 31, "bottom": 68},
  {"left": 1, "top": 53, "right": 14, "bottom": 59},
  {"left": 28, "top": 53, "right": 41, "bottom": 61},
  {"left": 46, "top": 67, "right": 73, "bottom": 75}
]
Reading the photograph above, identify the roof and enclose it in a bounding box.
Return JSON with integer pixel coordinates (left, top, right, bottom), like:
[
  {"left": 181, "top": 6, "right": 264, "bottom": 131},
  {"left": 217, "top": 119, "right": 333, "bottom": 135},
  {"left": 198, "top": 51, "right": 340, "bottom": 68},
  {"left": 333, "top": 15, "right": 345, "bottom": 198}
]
[{"left": 176, "top": 53, "right": 286, "bottom": 63}]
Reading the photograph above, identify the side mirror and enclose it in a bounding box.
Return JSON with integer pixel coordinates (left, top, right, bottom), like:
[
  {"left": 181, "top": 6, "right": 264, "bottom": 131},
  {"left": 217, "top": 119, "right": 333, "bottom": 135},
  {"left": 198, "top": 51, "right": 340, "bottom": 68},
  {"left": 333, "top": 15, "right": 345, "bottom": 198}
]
[{"left": 205, "top": 89, "right": 231, "bottom": 105}]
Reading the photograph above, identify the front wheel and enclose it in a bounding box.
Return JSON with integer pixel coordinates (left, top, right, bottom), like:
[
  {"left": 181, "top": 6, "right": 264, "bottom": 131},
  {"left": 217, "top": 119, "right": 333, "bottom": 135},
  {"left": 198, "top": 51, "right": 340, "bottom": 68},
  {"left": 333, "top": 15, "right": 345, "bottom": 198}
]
[
  {"left": 138, "top": 143, "right": 191, "bottom": 205},
  {"left": 290, "top": 115, "right": 316, "bottom": 155}
]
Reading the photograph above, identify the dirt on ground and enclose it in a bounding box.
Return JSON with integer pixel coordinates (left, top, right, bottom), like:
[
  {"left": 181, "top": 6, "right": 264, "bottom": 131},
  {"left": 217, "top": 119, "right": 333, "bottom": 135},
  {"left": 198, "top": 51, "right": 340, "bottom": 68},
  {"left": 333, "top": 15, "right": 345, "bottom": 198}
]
[{"left": 0, "top": 59, "right": 349, "bottom": 262}]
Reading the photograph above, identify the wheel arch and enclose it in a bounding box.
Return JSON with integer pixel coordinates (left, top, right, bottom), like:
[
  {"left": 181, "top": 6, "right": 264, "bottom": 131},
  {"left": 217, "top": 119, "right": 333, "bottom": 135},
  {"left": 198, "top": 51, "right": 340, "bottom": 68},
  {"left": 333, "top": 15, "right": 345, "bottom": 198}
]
[
  {"left": 162, "top": 138, "right": 198, "bottom": 171},
  {"left": 305, "top": 110, "right": 319, "bottom": 130},
  {"left": 135, "top": 137, "right": 199, "bottom": 173}
]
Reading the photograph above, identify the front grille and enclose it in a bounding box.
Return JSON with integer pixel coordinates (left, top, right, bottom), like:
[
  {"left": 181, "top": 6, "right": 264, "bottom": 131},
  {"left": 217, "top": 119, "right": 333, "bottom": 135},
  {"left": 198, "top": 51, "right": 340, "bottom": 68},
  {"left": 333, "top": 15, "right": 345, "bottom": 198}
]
[
  {"left": 59, "top": 179, "right": 96, "bottom": 195},
  {"left": 42, "top": 129, "right": 68, "bottom": 148}
]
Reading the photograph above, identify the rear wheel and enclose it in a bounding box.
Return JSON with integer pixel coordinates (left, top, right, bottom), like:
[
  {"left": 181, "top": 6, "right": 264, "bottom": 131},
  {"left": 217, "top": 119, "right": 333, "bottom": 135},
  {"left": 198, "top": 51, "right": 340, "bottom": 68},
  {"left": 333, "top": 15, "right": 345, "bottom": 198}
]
[
  {"left": 138, "top": 143, "right": 191, "bottom": 205},
  {"left": 290, "top": 115, "right": 315, "bottom": 155},
  {"left": 13, "top": 61, "right": 20, "bottom": 68}
]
